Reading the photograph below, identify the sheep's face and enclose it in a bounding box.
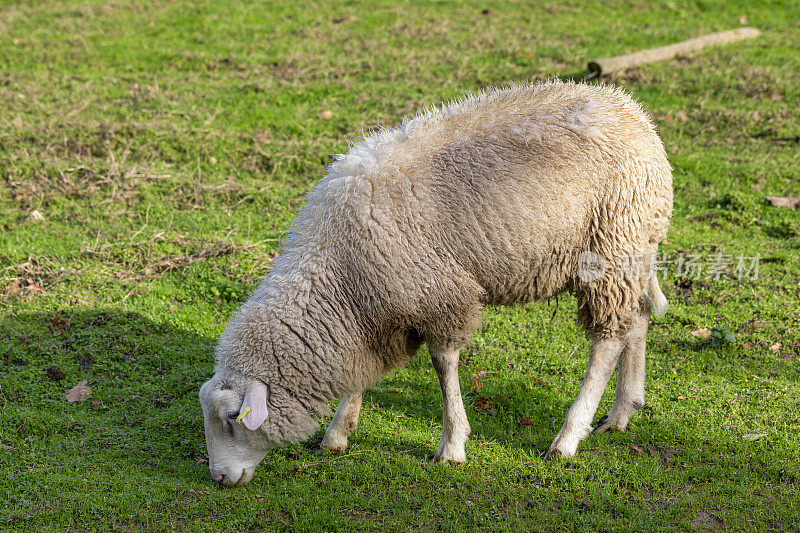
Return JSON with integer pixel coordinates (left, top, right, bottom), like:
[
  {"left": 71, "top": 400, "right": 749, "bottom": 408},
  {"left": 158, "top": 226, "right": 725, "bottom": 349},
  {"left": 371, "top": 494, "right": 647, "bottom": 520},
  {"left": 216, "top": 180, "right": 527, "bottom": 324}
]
[{"left": 199, "top": 372, "right": 275, "bottom": 487}]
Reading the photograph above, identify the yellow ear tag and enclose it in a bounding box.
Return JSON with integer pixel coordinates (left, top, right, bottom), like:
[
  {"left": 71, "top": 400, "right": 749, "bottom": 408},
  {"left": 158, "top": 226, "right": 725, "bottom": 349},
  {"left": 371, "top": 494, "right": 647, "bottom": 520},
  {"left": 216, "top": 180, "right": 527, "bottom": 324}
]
[{"left": 236, "top": 407, "right": 251, "bottom": 425}]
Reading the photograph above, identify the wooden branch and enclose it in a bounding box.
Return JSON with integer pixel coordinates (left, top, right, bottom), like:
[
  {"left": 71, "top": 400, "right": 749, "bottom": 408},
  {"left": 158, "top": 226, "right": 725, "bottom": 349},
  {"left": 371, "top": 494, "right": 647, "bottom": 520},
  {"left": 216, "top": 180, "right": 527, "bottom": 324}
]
[{"left": 588, "top": 27, "right": 761, "bottom": 76}]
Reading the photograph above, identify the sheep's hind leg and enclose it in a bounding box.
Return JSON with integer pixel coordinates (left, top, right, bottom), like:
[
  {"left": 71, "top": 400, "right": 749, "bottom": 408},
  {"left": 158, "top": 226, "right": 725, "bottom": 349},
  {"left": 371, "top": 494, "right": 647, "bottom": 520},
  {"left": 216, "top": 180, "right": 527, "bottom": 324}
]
[
  {"left": 430, "top": 345, "right": 470, "bottom": 463},
  {"left": 595, "top": 299, "right": 651, "bottom": 434},
  {"left": 547, "top": 335, "right": 625, "bottom": 458},
  {"left": 320, "top": 393, "right": 363, "bottom": 452}
]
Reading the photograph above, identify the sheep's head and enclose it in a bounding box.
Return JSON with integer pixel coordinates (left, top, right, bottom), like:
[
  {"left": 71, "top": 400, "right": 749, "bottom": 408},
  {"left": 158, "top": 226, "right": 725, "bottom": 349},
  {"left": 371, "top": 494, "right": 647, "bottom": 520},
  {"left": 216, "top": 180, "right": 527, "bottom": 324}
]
[
  {"left": 199, "top": 366, "right": 323, "bottom": 487},
  {"left": 199, "top": 370, "right": 275, "bottom": 487}
]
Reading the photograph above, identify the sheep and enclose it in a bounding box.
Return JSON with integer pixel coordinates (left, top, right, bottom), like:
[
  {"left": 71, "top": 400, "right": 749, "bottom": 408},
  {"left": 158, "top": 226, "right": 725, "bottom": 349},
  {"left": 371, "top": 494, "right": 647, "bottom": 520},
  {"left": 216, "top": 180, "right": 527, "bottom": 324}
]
[{"left": 199, "top": 80, "right": 673, "bottom": 487}]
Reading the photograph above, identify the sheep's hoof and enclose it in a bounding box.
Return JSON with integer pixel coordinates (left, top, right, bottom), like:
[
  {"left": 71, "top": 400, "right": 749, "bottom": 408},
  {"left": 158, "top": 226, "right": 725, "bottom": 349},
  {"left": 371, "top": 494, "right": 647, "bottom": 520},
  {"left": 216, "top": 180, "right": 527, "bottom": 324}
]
[
  {"left": 432, "top": 452, "right": 466, "bottom": 464},
  {"left": 546, "top": 434, "right": 578, "bottom": 459},
  {"left": 320, "top": 432, "right": 349, "bottom": 453},
  {"left": 593, "top": 413, "right": 628, "bottom": 434},
  {"left": 545, "top": 447, "right": 574, "bottom": 460},
  {"left": 433, "top": 444, "right": 466, "bottom": 464}
]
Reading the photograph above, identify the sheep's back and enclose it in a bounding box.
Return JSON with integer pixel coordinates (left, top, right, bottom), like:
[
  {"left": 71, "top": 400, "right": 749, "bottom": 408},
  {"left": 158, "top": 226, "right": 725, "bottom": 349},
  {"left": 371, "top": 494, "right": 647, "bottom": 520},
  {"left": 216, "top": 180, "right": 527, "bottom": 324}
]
[
  {"left": 307, "top": 81, "right": 672, "bottom": 335},
  {"left": 381, "top": 82, "right": 673, "bottom": 305}
]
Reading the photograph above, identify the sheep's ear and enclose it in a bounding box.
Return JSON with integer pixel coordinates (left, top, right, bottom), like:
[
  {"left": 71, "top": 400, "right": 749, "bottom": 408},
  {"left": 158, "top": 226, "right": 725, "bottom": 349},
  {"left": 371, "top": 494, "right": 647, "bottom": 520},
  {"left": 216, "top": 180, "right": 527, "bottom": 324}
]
[{"left": 240, "top": 380, "right": 268, "bottom": 430}]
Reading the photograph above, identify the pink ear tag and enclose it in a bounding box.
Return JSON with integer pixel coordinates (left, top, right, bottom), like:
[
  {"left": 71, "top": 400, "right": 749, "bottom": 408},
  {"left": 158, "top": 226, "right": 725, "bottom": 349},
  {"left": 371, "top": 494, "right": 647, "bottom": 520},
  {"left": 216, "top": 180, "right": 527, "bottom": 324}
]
[{"left": 240, "top": 381, "right": 268, "bottom": 430}]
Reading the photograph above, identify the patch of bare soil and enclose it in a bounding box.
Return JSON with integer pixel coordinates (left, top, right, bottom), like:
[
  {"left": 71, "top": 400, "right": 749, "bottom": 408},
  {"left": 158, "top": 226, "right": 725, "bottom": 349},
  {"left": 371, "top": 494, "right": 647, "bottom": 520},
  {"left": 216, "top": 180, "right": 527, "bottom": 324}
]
[{"left": 690, "top": 510, "right": 723, "bottom": 530}]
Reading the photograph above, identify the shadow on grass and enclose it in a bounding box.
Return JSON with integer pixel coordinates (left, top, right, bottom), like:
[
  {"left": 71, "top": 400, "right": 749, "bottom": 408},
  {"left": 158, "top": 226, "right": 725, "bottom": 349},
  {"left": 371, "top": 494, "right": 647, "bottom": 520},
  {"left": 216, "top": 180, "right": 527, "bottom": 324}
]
[
  {"left": 1, "top": 309, "right": 568, "bottom": 475},
  {"left": 0, "top": 309, "right": 215, "bottom": 484},
  {"left": 358, "top": 366, "right": 573, "bottom": 458},
  {"left": 3, "top": 308, "right": 784, "bottom": 486}
]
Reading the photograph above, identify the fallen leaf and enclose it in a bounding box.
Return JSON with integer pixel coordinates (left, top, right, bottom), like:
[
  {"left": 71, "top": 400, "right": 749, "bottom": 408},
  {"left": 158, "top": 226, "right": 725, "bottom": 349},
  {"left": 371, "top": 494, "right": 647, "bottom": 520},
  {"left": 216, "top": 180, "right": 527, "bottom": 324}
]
[
  {"left": 4, "top": 278, "right": 44, "bottom": 297},
  {"left": 520, "top": 416, "right": 534, "bottom": 426},
  {"left": 52, "top": 315, "right": 69, "bottom": 334},
  {"left": 675, "top": 111, "right": 688, "bottom": 122},
  {"left": 29, "top": 283, "right": 44, "bottom": 294},
  {"left": 470, "top": 378, "right": 482, "bottom": 394},
  {"left": 765, "top": 196, "right": 800, "bottom": 209},
  {"left": 45, "top": 365, "right": 66, "bottom": 381},
  {"left": 318, "top": 110, "right": 333, "bottom": 119},
  {"left": 738, "top": 15, "right": 747, "bottom": 25},
  {"left": 473, "top": 396, "right": 494, "bottom": 413},
  {"left": 629, "top": 445, "right": 644, "bottom": 456},
  {"left": 691, "top": 328, "right": 712, "bottom": 339},
  {"left": 468, "top": 370, "right": 499, "bottom": 394},
  {"left": 29, "top": 209, "right": 44, "bottom": 222},
  {"left": 743, "top": 433, "right": 767, "bottom": 441},
  {"left": 0, "top": 444, "right": 14, "bottom": 450},
  {"left": 3, "top": 280, "right": 21, "bottom": 295},
  {"left": 195, "top": 456, "right": 209, "bottom": 464},
  {"left": 64, "top": 379, "right": 92, "bottom": 402},
  {"left": 769, "top": 343, "right": 781, "bottom": 352}
]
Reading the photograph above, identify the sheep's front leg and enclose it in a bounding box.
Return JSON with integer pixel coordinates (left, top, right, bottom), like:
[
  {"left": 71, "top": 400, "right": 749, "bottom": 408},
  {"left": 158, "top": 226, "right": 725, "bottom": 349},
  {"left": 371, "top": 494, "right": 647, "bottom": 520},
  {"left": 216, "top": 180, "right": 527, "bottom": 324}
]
[
  {"left": 430, "top": 345, "right": 470, "bottom": 463},
  {"left": 547, "top": 336, "right": 625, "bottom": 458},
  {"left": 595, "top": 301, "right": 651, "bottom": 433},
  {"left": 320, "top": 393, "right": 363, "bottom": 452}
]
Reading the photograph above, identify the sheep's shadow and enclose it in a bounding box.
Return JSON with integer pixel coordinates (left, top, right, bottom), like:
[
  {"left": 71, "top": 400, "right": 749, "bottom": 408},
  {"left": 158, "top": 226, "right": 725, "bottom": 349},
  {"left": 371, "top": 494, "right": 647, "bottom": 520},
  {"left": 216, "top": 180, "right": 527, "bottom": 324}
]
[
  {"left": 0, "top": 309, "right": 216, "bottom": 484},
  {"left": 2, "top": 308, "right": 725, "bottom": 481},
  {"left": 335, "top": 360, "right": 571, "bottom": 458},
  {"left": 0, "top": 308, "right": 564, "bottom": 483}
]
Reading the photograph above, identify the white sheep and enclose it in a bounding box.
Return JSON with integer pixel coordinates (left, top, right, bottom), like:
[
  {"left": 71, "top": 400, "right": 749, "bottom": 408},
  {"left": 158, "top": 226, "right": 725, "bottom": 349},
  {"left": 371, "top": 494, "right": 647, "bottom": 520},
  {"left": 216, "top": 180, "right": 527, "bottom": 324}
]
[{"left": 199, "top": 80, "right": 673, "bottom": 486}]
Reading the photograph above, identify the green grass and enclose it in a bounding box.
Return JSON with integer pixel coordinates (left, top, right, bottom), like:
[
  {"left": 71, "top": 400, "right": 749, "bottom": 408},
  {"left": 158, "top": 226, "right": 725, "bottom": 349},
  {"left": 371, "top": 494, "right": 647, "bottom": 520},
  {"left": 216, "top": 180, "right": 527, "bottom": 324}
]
[{"left": 2, "top": 0, "right": 800, "bottom": 530}]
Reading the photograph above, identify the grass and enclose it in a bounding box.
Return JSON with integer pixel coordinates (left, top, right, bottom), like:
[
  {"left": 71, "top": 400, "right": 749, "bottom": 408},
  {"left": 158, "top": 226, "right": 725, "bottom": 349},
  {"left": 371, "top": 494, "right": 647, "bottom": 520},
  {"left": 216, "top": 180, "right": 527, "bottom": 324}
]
[{"left": 1, "top": 0, "right": 799, "bottom": 530}]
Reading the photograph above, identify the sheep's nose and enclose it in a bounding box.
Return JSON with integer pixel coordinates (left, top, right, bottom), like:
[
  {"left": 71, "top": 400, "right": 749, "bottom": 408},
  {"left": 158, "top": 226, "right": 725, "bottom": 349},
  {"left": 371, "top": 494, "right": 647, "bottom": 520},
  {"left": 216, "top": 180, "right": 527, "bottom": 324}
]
[
  {"left": 210, "top": 465, "right": 228, "bottom": 483},
  {"left": 211, "top": 468, "right": 242, "bottom": 486}
]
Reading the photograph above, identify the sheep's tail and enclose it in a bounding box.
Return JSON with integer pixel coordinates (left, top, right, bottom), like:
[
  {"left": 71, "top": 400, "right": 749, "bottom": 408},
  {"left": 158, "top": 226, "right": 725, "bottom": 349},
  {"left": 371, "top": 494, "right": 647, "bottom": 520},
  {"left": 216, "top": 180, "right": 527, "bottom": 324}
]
[{"left": 646, "top": 276, "right": 668, "bottom": 318}]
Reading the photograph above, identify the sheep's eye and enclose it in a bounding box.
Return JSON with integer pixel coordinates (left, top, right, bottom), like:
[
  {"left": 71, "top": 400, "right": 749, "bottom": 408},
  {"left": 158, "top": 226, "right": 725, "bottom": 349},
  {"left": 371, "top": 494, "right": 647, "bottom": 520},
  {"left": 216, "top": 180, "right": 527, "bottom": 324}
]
[{"left": 226, "top": 411, "right": 239, "bottom": 420}]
